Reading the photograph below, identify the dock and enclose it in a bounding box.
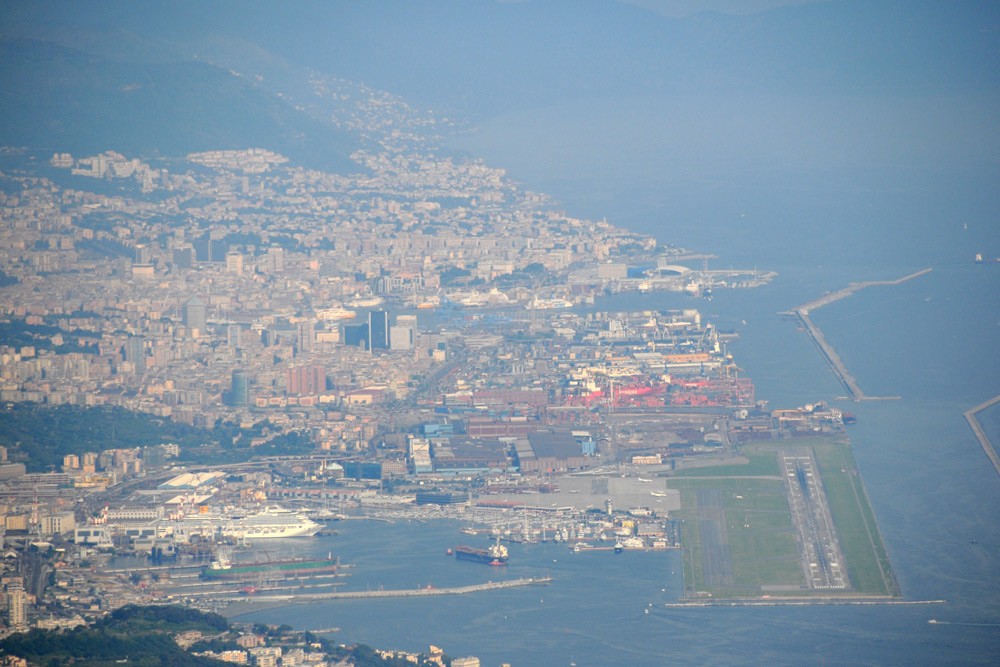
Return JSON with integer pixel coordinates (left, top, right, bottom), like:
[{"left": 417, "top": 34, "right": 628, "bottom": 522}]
[
  {"left": 964, "top": 393, "right": 1000, "bottom": 478},
  {"left": 782, "top": 268, "right": 932, "bottom": 401}
]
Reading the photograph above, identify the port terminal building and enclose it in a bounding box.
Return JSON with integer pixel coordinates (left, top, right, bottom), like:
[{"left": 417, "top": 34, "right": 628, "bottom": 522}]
[{"left": 517, "top": 431, "right": 587, "bottom": 473}]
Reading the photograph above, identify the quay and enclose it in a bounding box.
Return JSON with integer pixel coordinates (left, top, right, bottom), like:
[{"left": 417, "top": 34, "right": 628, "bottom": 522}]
[
  {"left": 782, "top": 268, "right": 931, "bottom": 401},
  {"left": 224, "top": 576, "right": 552, "bottom": 604},
  {"left": 964, "top": 393, "right": 1000, "bottom": 477}
]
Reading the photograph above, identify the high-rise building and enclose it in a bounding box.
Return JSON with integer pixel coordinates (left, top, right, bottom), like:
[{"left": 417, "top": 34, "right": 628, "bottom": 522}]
[
  {"left": 125, "top": 336, "right": 146, "bottom": 374},
  {"left": 267, "top": 245, "right": 284, "bottom": 272},
  {"left": 287, "top": 365, "right": 325, "bottom": 395},
  {"left": 183, "top": 297, "right": 207, "bottom": 334},
  {"left": 6, "top": 588, "right": 27, "bottom": 629},
  {"left": 226, "top": 251, "right": 244, "bottom": 274},
  {"left": 297, "top": 320, "right": 315, "bottom": 352},
  {"left": 134, "top": 244, "right": 152, "bottom": 264},
  {"left": 230, "top": 370, "right": 249, "bottom": 406},
  {"left": 368, "top": 310, "right": 389, "bottom": 350},
  {"left": 227, "top": 324, "right": 242, "bottom": 348},
  {"left": 343, "top": 323, "right": 369, "bottom": 350},
  {"left": 194, "top": 238, "right": 228, "bottom": 263},
  {"left": 389, "top": 325, "right": 414, "bottom": 350},
  {"left": 172, "top": 247, "right": 195, "bottom": 268}
]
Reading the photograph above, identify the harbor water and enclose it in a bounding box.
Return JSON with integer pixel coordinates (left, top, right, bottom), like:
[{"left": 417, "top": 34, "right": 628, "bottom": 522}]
[{"left": 232, "top": 107, "right": 1000, "bottom": 664}]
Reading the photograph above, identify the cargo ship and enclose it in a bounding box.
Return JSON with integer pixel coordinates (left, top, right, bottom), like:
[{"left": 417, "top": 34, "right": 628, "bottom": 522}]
[
  {"left": 201, "top": 554, "right": 339, "bottom": 580},
  {"left": 454, "top": 539, "right": 508, "bottom": 566}
]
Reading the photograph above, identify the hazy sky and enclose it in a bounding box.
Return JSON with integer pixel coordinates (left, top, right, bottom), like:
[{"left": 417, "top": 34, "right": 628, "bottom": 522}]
[{"left": 620, "top": 0, "right": 828, "bottom": 16}]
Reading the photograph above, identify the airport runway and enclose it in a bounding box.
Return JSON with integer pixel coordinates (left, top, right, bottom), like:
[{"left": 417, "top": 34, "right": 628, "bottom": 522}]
[{"left": 779, "top": 449, "right": 848, "bottom": 590}]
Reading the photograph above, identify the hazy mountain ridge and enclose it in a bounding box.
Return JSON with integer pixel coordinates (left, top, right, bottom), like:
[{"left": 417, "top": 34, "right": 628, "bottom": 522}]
[
  {"left": 0, "top": 32, "right": 362, "bottom": 171},
  {"left": 18, "top": 0, "right": 989, "bottom": 112},
  {"left": 1, "top": 0, "right": 996, "bottom": 165}
]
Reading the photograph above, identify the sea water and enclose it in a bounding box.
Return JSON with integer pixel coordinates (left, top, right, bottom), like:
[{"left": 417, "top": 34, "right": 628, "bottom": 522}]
[{"left": 234, "top": 107, "right": 1000, "bottom": 665}]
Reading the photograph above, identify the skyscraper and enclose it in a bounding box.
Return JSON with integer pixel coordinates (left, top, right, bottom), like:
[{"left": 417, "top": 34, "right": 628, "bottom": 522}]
[
  {"left": 230, "top": 370, "right": 249, "bottom": 406},
  {"left": 194, "top": 238, "right": 227, "bottom": 263},
  {"left": 183, "top": 296, "right": 207, "bottom": 335},
  {"left": 393, "top": 314, "right": 417, "bottom": 350},
  {"left": 125, "top": 336, "right": 145, "bottom": 374},
  {"left": 6, "top": 588, "right": 27, "bottom": 629},
  {"left": 227, "top": 324, "right": 242, "bottom": 348},
  {"left": 297, "top": 320, "right": 315, "bottom": 352},
  {"left": 368, "top": 310, "right": 389, "bottom": 350},
  {"left": 343, "top": 323, "right": 369, "bottom": 350},
  {"left": 134, "top": 244, "right": 151, "bottom": 264}
]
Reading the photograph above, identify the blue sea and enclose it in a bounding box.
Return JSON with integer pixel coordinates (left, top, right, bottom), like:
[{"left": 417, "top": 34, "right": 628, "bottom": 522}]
[{"left": 234, "top": 100, "right": 1000, "bottom": 665}]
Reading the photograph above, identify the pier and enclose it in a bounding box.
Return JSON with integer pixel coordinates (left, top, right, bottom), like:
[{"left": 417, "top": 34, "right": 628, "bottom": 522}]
[
  {"left": 782, "top": 268, "right": 932, "bottom": 401},
  {"left": 964, "top": 393, "right": 1000, "bottom": 478}
]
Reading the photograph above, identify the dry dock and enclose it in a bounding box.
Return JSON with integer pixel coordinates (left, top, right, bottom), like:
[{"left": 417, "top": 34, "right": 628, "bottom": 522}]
[{"left": 783, "top": 268, "right": 932, "bottom": 401}]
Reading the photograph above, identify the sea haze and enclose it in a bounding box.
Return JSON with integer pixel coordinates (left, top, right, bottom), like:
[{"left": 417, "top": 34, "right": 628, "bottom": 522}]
[{"left": 6, "top": 0, "right": 1000, "bottom": 664}]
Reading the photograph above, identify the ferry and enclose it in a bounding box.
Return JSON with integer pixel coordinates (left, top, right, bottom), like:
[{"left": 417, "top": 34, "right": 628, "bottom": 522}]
[{"left": 316, "top": 306, "right": 357, "bottom": 321}]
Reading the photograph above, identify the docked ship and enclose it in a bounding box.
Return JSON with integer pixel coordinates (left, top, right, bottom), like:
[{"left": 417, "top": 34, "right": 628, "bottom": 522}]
[
  {"left": 201, "top": 554, "right": 339, "bottom": 580},
  {"left": 316, "top": 306, "right": 357, "bottom": 321},
  {"left": 179, "top": 506, "right": 322, "bottom": 540},
  {"left": 454, "top": 540, "right": 508, "bottom": 566}
]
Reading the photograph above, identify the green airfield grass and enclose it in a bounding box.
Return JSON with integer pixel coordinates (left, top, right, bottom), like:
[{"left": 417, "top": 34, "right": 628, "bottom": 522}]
[
  {"left": 670, "top": 453, "right": 780, "bottom": 478},
  {"left": 811, "top": 440, "right": 899, "bottom": 596},
  {"left": 671, "top": 437, "right": 899, "bottom": 599}
]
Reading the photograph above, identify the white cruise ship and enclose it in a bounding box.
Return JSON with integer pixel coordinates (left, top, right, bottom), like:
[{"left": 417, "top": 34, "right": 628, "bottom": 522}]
[{"left": 179, "top": 506, "right": 321, "bottom": 540}]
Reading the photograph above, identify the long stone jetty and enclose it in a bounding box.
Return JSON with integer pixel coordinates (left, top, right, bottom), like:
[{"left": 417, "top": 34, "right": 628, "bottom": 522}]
[
  {"left": 224, "top": 576, "right": 551, "bottom": 604},
  {"left": 964, "top": 393, "right": 1000, "bottom": 477},
  {"left": 782, "top": 268, "right": 932, "bottom": 401}
]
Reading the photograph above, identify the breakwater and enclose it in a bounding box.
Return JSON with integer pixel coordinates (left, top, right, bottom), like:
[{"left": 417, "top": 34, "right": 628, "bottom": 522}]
[
  {"left": 964, "top": 393, "right": 1000, "bottom": 477},
  {"left": 782, "top": 268, "right": 932, "bottom": 401},
  {"left": 225, "top": 576, "right": 551, "bottom": 605}
]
